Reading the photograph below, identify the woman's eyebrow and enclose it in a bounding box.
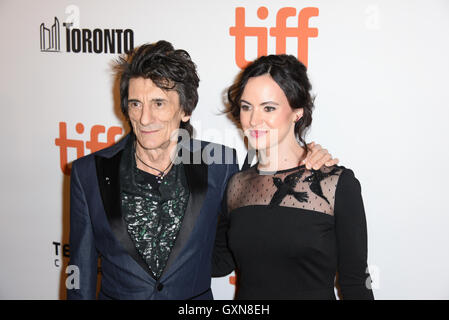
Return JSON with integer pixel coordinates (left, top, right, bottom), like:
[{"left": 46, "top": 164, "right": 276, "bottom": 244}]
[
  {"left": 240, "top": 100, "right": 279, "bottom": 106},
  {"left": 240, "top": 99, "right": 252, "bottom": 106},
  {"left": 260, "top": 101, "right": 279, "bottom": 106}
]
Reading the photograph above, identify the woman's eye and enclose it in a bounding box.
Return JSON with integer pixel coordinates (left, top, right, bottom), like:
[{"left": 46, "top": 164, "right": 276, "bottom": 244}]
[
  {"left": 264, "top": 106, "right": 276, "bottom": 112},
  {"left": 240, "top": 104, "right": 251, "bottom": 111}
]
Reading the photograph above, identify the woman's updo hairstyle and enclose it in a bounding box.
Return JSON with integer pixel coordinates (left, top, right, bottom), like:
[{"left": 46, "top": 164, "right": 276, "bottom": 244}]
[{"left": 227, "top": 54, "right": 314, "bottom": 151}]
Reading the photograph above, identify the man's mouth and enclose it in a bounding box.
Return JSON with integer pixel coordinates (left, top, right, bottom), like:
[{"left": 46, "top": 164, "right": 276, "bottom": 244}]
[{"left": 140, "top": 129, "right": 160, "bottom": 134}]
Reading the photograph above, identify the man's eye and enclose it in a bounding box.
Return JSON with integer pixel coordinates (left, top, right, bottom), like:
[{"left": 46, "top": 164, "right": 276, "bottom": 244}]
[{"left": 129, "top": 101, "right": 141, "bottom": 108}]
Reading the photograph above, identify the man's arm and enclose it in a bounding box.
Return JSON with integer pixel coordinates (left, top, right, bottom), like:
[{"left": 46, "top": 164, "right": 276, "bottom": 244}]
[{"left": 66, "top": 161, "right": 98, "bottom": 300}]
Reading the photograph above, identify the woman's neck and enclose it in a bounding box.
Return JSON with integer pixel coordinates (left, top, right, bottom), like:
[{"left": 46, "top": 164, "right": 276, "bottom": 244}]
[{"left": 257, "top": 138, "right": 306, "bottom": 172}]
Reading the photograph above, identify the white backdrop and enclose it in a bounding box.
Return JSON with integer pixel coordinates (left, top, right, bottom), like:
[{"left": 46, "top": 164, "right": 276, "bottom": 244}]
[{"left": 1, "top": 0, "right": 448, "bottom": 299}]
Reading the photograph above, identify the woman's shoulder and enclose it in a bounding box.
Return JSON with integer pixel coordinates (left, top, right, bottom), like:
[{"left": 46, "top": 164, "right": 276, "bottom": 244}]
[
  {"left": 325, "top": 165, "right": 363, "bottom": 196},
  {"left": 314, "top": 164, "right": 346, "bottom": 174},
  {"left": 301, "top": 164, "right": 347, "bottom": 187},
  {"left": 227, "top": 165, "right": 257, "bottom": 185},
  {"left": 305, "top": 165, "right": 360, "bottom": 200},
  {"left": 313, "top": 164, "right": 358, "bottom": 181}
]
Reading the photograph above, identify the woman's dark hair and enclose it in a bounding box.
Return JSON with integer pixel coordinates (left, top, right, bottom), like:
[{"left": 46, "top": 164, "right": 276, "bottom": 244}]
[
  {"left": 227, "top": 54, "right": 314, "bottom": 152},
  {"left": 117, "top": 40, "right": 199, "bottom": 136}
]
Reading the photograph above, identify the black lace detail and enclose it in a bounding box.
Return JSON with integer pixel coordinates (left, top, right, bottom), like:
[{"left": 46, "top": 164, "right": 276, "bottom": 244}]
[
  {"left": 267, "top": 167, "right": 341, "bottom": 209},
  {"left": 269, "top": 169, "right": 308, "bottom": 208},
  {"left": 226, "top": 165, "right": 344, "bottom": 216},
  {"left": 303, "top": 167, "right": 340, "bottom": 204}
]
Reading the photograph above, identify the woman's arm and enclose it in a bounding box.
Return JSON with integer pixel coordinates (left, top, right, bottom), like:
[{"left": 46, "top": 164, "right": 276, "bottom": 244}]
[{"left": 334, "top": 168, "right": 374, "bottom": 300}]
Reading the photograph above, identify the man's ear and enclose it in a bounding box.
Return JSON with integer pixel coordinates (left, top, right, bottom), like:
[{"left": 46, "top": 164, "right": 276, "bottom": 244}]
[
  {"left": 181, "top": 113, "right": 191, "bottom": 123},
  {"left": 179, "top": 107, "right": 191, "bottom": 123}
]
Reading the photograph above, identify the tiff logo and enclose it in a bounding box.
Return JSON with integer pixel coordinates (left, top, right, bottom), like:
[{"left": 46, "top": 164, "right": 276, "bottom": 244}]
[
  {"left": 55, "top": 122, "right": 123, "bottom": 175},
  {"left": 230, "top": 7, "right": 319, "bottom": 68},
  {"left": 40, "top": 17, "right": 60, "bottom": 52}
]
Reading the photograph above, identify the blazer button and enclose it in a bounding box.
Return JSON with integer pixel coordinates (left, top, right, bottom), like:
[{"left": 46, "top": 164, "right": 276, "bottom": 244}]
[{"left": 157, "top": 283, "right": 164, "bottom": 291}]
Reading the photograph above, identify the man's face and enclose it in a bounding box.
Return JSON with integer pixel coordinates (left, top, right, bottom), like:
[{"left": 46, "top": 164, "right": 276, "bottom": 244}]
[{"left": 127, "top": 77, "right": 190, "bottom": 151}]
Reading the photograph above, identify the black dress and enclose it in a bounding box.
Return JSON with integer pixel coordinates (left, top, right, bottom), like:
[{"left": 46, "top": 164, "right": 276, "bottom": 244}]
[{"left": 212, "top": 164, "right": 374, "bottom": 300}]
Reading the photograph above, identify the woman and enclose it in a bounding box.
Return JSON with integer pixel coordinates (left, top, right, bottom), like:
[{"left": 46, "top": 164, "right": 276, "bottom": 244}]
[{"left": 212, "top": 54, "right": 374, "bottom": 300}]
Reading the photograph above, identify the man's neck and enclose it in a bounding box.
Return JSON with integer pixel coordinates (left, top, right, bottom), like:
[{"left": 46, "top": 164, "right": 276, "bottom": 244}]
[{"left": 135, "top": 140, "right": 178, "bottom": 174}]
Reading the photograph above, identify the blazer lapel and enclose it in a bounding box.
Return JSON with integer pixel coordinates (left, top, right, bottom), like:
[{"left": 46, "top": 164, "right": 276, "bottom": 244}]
[
  {"left": 161, "top": 143, "right": 208, "bottom": 279},
  {"left": 95, "top": 149, "right": 154, "bottom": 278},
  {"left": 94, "top": 137, "right": 209, "bottom": 280}
]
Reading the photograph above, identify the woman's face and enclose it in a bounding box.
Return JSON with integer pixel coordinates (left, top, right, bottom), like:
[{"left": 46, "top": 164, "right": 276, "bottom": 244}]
[{"left": 239, "top": 74, "right": 302, "bottom": 151}]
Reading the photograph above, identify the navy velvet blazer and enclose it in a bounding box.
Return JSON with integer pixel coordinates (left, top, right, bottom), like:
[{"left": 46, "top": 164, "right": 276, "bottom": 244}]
[{"left": 67, "top": 134, "right": 238, "bottom": 300}]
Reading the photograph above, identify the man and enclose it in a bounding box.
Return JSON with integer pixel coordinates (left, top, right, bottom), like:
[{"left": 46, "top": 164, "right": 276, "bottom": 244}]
[{"left": 67, "top": 40, "right": 336, "bottom": 299}]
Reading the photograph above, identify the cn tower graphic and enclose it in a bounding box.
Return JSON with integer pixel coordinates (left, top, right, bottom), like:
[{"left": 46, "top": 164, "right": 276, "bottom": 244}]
[{"left": 40, "top": 17, "right": 60, "bottom": 52}]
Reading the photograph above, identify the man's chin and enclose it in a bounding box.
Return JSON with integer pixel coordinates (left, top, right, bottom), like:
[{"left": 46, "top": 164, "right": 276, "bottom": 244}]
[{"left": 136, "top": 138, "right": 172, "bottom": 151}]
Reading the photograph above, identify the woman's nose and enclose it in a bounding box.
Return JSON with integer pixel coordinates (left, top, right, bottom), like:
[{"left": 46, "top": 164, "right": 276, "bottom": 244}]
[{"left": 249, "top": 109, "right": 262, "bottom": 127}]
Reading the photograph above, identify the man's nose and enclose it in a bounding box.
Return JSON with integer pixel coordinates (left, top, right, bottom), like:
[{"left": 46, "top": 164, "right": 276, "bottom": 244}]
[{"left": 139, "top": 104, "right": 154, "bottom": 126}]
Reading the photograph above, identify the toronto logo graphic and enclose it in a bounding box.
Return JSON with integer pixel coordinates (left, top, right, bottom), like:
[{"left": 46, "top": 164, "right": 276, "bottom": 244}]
[
  {"left": 40, "top": 12, "right": 134, "bottom": 54},
  {"left": 40, "top": 17, "right": 60, "bottom": 52}
]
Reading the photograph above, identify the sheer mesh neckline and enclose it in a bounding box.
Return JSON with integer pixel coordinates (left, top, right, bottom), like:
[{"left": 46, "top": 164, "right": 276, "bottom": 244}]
[
  {"left": 255, "top": 164, "right": 306, "bottom": 175},
  {"left": 227, "top": 165, "right": 345, "bottom": 216}
]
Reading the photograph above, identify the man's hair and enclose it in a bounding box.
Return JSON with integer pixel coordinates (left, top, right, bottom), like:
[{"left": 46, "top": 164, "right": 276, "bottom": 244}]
[{"left": 117, "top": 40, "right": 199, "bottom": 136}]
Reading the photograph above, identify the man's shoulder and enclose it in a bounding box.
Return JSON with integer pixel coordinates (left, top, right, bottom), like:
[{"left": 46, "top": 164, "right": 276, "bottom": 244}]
[{"left": 72, "top": 134, "right": 129, "bottom": 169}]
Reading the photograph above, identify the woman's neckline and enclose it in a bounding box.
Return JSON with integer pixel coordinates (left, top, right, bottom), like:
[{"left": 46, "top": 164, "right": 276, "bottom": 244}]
[{"left": 255, "top": 163, "right": 307, "bottom": 175}]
